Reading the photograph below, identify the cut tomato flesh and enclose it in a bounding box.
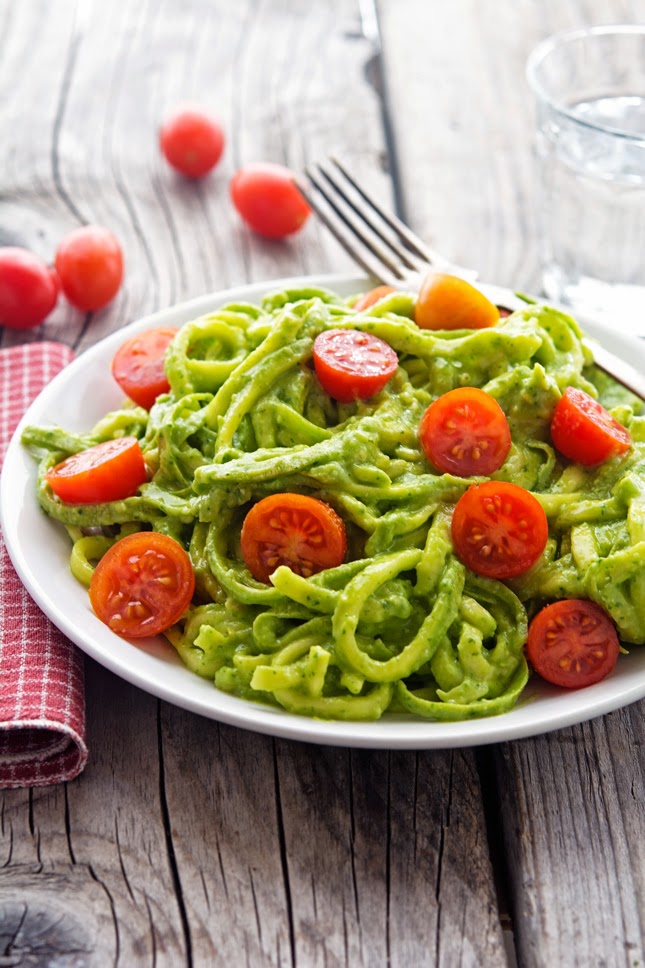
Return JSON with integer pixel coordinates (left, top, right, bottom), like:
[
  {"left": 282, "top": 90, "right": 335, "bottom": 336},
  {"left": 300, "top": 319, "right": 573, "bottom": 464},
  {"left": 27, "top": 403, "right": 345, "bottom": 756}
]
[
  {"left": 451, "top": 481, "right": 548, "bottom": 579},
  {"left": 551, "top": 387, "right": 631, "bottom": 465},
  {"left": 313, "top": 329, "right": 398, "bottom": 402},
  {"left": 527, "top": 599, "right": 620, "bottom": 688},
  {"left": 240, "top": 493, "right": 347, "bottom": 584},
  {"left": 89, "top": 532, "right": 195, "bottom": 638},
  {"left": 419, "top": 387, "right": 511, "bottom": 477},
  {"left": 45, "top": 437, "right": 147, "bottom": 504}
]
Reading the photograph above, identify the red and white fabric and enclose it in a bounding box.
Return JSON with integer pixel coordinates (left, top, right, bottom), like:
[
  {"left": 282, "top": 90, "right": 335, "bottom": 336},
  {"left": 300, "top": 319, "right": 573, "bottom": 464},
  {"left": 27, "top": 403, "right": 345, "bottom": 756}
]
[{"left": 0, "top": 342, "right": 87, "bottom": 788}]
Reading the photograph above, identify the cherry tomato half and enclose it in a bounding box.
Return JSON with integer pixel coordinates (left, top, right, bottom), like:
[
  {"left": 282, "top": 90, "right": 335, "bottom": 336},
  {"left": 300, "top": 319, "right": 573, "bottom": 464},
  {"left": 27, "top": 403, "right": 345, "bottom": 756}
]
[
  {"left": 0, "top": 247, "right": 59, "bottom": 329},
  {"left": 526, "top": 599, "right": 620, "bottom": 688},
  {"left": 550, "top": 386, "right": 632, "bottom": 466},
  {"left": 313, "top": 329, "right": 398, "bottom": 403},
  {"left": 45, "top": 437, "right": 147, "bottom": 504},
  {"left": 415, "top": 272, "right": 499, "bottom": 330},
  {"left": 112, "top": 326, "right": 179, "bottom": 410},
  {"left": 89, "top": 531, "right": 195, "bottom": 638},
  {"left": 160, "top": 107, "right": 225, "bottom": 178},
  {"left": 451, "top": 481, "right": 548, "bottom": 579},
  {"left": 419, "top": 387, "right": 511, "bottom": 477},
  {"left": 230, "top": 163, "right": 311, "bottom": 238},
  {"left": 240, "top": 493, "right": 347, "bottom": 584},
  {"left": 352, "top": 285, "right": 396, "bottom": 312},
  {"left": 55, "top": 225, "right": 123, "bottom": 312}
]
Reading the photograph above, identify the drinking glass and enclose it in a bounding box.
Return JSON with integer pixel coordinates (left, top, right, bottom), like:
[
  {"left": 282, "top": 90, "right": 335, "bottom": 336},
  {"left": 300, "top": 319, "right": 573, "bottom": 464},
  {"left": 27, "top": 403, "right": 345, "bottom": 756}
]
[{"left": 527, "top": 25, "right": 645, "bottom": 331}]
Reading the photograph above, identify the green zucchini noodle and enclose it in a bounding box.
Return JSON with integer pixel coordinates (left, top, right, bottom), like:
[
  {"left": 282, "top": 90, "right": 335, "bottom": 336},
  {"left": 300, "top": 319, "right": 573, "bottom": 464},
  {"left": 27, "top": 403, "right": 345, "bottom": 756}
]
[{"left": 22, "top": 285, "right": 645, "bottom": 722}]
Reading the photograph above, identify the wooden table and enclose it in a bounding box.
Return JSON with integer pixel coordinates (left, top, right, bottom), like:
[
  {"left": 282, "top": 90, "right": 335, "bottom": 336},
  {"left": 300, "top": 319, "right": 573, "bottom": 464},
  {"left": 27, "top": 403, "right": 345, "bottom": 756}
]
[{"left": 2, "top": 1, "right": 645, "bottom": 964}]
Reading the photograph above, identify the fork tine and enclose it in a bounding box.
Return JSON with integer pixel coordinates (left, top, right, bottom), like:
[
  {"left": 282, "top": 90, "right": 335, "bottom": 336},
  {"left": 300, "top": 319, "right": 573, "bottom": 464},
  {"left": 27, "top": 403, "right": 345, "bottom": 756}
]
[
  {"left": 294, "top": 175, "right": 401, "bottom": 286},
  {"left": 329, "top": 156, "right": 453, "bottom": 269},
  {"left": 303, "top": 164, "right": 413, "bottom": 283},
  {"left": 315, "top": 160, "right": 426, "bottom": 274}
]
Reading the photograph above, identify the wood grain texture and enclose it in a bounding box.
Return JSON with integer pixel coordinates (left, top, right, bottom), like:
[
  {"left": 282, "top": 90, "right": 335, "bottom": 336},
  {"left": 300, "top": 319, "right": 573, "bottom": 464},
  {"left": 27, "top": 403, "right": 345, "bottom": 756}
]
[
  {"left": 276, "top": 745, "right": 506, "bottom": 967},
  {"left": 498, "top": 707, "right": 645, "bottom": 968},
  {"left": 379, "top": 0, "right": 544, "bottom": 288},
  {"left": 158, "top": 710, "right": 507, "bottom": 965}
]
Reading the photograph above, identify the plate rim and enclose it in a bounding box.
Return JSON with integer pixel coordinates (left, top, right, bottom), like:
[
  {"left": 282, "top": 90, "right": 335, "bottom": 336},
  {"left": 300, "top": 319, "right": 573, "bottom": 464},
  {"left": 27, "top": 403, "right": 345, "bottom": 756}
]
[{"left": 3, "top": 270, "right": 645, "bottom": 749}]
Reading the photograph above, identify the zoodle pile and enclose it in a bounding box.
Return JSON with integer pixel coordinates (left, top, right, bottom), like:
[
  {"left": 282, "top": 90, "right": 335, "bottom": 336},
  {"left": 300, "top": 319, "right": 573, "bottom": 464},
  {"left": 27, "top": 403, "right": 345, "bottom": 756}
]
[{"left": 22, "top": 274, "right": 645, "bottom": 722}]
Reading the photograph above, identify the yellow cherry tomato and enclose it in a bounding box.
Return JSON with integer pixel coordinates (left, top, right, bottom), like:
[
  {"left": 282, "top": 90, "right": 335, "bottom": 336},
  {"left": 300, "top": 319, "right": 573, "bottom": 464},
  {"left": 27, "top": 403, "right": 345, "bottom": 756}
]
[{"left": 415, "top": 272, "right": 499, "bottom": 330}]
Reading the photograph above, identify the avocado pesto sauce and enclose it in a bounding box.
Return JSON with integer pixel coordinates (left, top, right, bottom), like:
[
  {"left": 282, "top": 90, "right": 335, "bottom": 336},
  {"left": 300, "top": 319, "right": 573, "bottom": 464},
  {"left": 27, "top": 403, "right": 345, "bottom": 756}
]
[{"left": 21, "top": 287, "right": 645, "bottom": 722}]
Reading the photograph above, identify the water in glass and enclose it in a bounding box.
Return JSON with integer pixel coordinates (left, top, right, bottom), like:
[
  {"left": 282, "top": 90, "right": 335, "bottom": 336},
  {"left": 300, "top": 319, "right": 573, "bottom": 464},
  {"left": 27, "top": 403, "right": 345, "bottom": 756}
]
[{"left": 538, "top": 93, "right": 645, "bottom": 329}]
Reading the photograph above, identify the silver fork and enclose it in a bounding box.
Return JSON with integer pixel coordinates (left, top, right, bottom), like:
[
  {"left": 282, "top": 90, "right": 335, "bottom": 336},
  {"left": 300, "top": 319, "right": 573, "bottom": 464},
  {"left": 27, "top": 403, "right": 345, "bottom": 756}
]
[
  {"left": 296, "top": 156, "right": 645, "bottom": 401},
  {"left": 296, "top": 156, "right": 473, "bottom": 290}
]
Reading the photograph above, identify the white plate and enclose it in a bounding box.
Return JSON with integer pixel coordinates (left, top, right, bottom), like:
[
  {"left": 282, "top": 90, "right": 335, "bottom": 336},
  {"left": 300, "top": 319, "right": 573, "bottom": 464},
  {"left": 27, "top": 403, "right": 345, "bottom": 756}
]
[{"left": 3, "top": 272, "right": 645, "bottom": 749}]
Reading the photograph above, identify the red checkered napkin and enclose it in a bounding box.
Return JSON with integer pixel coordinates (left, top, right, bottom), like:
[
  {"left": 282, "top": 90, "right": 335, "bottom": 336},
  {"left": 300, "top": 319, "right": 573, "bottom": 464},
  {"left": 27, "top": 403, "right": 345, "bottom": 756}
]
[{"left": 0, "top": 342, "right": 87, "bottom": 788}]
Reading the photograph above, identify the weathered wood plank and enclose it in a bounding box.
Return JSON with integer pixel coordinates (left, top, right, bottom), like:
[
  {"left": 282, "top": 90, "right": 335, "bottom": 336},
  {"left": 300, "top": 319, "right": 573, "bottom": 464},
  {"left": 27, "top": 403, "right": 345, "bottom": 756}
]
[
  {"left": 158, "top": 713, "right": 292, "bottom": 966},
  {"left": 159, "top": 724, "right": 509, "bottom": 967},
  {"left": 277, "top": 745, "right": 507, "bottom": 967},
  {"left": 498, "top": 707, "right": 645, "bottom": 967},
  {"left": 388, "top": 750, "right": 506, "bottom": 968},
  {"left": 0, "top": 0, "right": 370, "bottom": 355},
  {"left": 379, "top": 0, "right": 544, "bottom": 289}
]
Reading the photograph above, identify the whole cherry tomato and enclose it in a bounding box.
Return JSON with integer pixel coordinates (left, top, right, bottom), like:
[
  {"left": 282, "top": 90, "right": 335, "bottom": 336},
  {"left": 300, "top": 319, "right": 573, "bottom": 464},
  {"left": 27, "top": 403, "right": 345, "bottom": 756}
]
[
  {"left": 230, "top": 163, "right": 311, "bottom": 238},
  {"left": 160, "top": 107, "right": 225, "bottom": 178},
  {"left": 550, "top": 387, "right": 632, "bottom": 466},
  {"left": 241, "top": 493, "right": 347, "bottom": 584},
  {"left": 55, "top": 225, "right": 123, "bottom": 312},
  {"left": 89, "top": 531, "right": 195, "bottom": 638},
  {"left": 527, "top": 599, "right": 620, "bottom": 688},
  {"left": 415, "top": 272, "right": 499, "bottom": 330},
  {"left": 0, "top": 247, "right": 59, "bottom": 329}
]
